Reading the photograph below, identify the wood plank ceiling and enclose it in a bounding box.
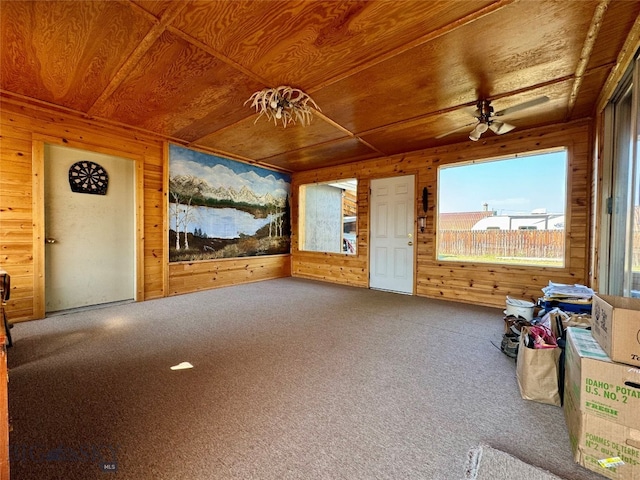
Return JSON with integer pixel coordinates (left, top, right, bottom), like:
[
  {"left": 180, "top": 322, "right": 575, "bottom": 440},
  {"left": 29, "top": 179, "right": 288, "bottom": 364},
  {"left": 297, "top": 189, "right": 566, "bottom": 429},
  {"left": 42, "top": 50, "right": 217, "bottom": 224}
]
[{"left": 1, "top": 0, "right": 639, "bottom": 172}]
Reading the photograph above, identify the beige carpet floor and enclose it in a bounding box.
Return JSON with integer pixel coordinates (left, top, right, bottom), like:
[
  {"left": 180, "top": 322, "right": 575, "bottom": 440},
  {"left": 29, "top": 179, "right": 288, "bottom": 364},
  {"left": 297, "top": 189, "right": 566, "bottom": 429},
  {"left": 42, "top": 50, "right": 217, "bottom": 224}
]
[{"left": 7, "top": 278, "right": 604, "bottom": 479}]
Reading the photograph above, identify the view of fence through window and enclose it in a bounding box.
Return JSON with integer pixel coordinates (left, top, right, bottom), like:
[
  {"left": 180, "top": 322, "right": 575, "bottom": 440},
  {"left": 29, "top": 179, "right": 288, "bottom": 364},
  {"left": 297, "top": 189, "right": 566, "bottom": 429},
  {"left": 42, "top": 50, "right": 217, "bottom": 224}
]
[{"left": 437, "top": 148, "right": 567, "bottom": 267}]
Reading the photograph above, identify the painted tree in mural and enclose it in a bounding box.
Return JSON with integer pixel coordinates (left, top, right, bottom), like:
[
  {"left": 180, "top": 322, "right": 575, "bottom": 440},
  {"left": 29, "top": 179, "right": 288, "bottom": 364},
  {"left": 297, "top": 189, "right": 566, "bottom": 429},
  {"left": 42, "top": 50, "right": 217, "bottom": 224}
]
[
  {"left": 181, "top": 197, "right": 195, "bottom": 250},
  {"left": 169, "top": 175, "right": 206, "bottom": 250},
  {"left": 268, "top": 205, "right": 276, "bottom": 237},
  {"left": 267, "top": 204, "right": 283, "bottom": 237},
  {"left": 277, "top": 207, "right": 284, "bottom": 236},
  {"left": 169, "top": 189, "right": 182, "bottom": 250}
]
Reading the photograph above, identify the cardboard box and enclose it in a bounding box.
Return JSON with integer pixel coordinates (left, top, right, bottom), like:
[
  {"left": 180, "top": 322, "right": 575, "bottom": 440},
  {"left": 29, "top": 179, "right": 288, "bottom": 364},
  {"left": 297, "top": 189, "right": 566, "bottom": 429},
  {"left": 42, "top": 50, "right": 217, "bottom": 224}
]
[
  {"left": 592, "top": 294, "right": 640, "bottom": 367},
  {"left": 564, "top": 385, "right": 640, "bottom": 480},
  {"left": 564, "top": 327, "right": 640, "bottom": 430}
]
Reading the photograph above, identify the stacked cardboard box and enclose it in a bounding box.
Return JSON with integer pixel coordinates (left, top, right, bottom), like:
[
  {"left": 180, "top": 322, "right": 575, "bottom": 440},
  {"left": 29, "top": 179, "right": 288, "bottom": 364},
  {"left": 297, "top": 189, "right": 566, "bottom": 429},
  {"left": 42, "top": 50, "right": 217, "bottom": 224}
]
[
  {"left": 564, "top": 321, "right": 640, "bottom": 479},
  {"left": 591, "top": 295, "right": 640, "bottom": 368}
]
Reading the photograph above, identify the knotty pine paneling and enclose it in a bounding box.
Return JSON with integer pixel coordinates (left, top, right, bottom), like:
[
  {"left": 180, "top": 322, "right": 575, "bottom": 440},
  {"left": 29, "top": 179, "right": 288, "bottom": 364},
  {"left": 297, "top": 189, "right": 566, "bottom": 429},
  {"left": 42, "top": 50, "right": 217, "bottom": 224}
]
[
  {"left": 169, "top": 255, "right": 291, "bottom": 295},
  {"left": 291, "top": 120, "right": 592, "bottom": 309},
  {"left": 291, "top": 173, "right": 372, "bottom": 289},
  {"left": 291, "top": 252, "right": 367, "bottom": 287},
  {"left": 0, "top": 96, "right": 290, "bottom": 321},
  {"left": 0, "top": 97, "right": 164, "bottom": 320}
]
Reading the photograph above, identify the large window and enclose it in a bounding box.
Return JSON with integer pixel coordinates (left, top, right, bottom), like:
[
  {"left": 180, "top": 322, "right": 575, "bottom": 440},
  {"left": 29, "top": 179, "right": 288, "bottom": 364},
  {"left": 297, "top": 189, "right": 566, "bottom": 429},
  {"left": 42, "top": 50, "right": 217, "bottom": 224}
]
[
  {"left": 437, "top": 149, "right": 567, "bottom": 266},
  {"left": 298, "top": 179, "right": 357, "bottom": 254}
]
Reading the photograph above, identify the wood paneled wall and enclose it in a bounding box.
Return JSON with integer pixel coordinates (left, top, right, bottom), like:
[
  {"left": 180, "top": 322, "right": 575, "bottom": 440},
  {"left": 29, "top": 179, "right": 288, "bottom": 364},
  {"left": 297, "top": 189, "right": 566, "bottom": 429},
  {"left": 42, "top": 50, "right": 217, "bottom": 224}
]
[
  {"left": 0, "top": 91, "right": 591, "bottom": 316},
  {"left": 0, "top": 96, "right": 290, "bottom": 322},
  {"left": 291, "top": 120, "right": 592, "bottom": 309},
  {"left": 0, "top": 97, "right": 165, "bottom": 319},
  {"left": 168, "top": 255, "right": 290, "bottom": 295}
]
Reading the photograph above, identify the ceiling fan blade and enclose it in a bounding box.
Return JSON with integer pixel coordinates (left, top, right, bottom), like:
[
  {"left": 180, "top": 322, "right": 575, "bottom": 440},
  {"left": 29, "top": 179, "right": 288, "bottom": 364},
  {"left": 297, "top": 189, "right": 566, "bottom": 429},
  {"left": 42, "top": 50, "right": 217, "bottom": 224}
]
[
  {"left": 493, "top": 96, "right": 549, "bottom": 117},
  {"left": 489, "top": 121, "right": 515, "bottom": 135},
  {"left": 435, "top": 120, "right": 477, "bottom": 139}
]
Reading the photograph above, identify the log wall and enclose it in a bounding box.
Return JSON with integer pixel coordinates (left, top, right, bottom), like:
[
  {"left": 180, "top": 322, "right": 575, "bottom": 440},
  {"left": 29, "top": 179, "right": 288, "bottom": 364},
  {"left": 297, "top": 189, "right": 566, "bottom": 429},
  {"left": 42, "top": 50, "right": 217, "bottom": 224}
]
[
  {"left": 0, "top": 96, "right": 290, "bottom": 321},
  {"left": 291, "top": 120, "right": 592, "bottom": 309}
]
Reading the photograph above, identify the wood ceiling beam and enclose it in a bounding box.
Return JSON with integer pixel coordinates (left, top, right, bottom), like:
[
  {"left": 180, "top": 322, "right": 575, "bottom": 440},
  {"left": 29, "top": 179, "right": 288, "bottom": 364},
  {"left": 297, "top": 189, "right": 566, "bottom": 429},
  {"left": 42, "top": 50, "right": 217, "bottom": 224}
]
[
  {"left": 0, "top": 90, "right": 183, "bottom": 145},
  {"left": 565, "top": 0, "right": 611, "bottom": 121},
  {"left": 308, "top": 0, "right": 516, "bottom": 93},
  {"left": 257, "top": 135, "right": 377, "bottom": 163},
  {"left": 188, "top": 107, "right": 385, "bottom": 158},
  {"left": 311, "top": 111, "right": 386, "bottom": 156},
  {"left": 187, "top": 106, "right": 355, "bottom": 149},
  {"left": 87, "top": 1, "right": 188, "bottom": 115},
  {"left": 596, "top": 11, "right": 640, "bottom": 114},
  {"left": 167, "top": 26, "right": 272, "bottom": 87},
  {"left": 356, "top": 74, "right": 577, "bottom": 138}
]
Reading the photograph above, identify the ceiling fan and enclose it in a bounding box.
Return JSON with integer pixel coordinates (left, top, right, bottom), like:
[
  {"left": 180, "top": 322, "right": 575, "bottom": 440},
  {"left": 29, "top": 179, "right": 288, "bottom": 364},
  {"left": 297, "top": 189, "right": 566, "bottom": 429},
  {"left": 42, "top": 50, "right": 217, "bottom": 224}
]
[{"left": 437, "top": 96, "right": 550, "bottom": 141}]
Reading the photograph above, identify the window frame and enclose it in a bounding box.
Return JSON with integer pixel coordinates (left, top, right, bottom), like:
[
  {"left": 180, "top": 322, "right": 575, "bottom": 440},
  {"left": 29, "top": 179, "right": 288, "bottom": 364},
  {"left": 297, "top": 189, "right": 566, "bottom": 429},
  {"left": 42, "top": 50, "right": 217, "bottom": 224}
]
[
  {"left": 436, "top": 147, "right": 569, "bottom": 268},
  {"left": 297, "top": 179, "right": 358, "bottom": 255}
]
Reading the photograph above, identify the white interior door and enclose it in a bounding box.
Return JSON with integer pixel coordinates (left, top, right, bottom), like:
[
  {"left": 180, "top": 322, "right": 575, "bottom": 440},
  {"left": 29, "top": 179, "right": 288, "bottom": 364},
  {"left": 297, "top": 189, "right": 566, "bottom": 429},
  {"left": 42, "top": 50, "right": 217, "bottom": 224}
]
[
  {"left": 44, "top": 144, "right": 136, "bottom": 313},
  {"left": 370, "top": 175, "right": 415, "bottom": 294}
]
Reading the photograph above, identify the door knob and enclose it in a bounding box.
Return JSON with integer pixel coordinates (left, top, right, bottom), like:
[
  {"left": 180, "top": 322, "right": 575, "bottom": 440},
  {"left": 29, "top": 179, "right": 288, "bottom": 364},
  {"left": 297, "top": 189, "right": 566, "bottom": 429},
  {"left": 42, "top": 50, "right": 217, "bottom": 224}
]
[
  {"left": 408, "top": 241, "right": 413, "bottom": 246},
  {"left": 45, "top": 238, "right": 57, "bottom": 244}
]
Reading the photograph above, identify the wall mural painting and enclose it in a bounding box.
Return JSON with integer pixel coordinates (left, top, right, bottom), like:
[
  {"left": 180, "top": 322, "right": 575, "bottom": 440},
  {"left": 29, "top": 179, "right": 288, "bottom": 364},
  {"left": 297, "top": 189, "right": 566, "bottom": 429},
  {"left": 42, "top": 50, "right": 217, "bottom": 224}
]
[{"left": 168, "top": 144, "right": 291, "bottom": 262}]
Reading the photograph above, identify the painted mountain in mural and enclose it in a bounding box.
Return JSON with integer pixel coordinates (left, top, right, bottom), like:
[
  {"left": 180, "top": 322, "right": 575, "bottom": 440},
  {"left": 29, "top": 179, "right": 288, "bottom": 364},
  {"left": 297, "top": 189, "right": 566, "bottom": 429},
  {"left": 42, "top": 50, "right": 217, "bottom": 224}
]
[{"left": 170, "top": 174, "right": 287, "bottom": 208}]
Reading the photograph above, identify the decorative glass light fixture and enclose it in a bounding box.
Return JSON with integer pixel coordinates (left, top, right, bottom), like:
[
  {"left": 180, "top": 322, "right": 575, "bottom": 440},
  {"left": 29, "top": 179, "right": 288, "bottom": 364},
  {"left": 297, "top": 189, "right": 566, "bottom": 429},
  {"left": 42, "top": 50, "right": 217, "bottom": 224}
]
[
  {"left": 469, "top": 121, "right": 489, "bottom": 141},
  {"left": 245, "top": 86, "right": 320, "bottom": 127}
]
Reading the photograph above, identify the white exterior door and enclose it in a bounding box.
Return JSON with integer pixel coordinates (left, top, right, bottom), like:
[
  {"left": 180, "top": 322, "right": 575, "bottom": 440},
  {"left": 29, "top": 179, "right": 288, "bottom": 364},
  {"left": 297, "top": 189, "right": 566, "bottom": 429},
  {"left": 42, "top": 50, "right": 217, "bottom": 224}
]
[
  {"left": 44, "top": 144, "right": 136, "bottom": 313},
  {"left": 369, "top": 175, "right": 415, "bottom": 294}
]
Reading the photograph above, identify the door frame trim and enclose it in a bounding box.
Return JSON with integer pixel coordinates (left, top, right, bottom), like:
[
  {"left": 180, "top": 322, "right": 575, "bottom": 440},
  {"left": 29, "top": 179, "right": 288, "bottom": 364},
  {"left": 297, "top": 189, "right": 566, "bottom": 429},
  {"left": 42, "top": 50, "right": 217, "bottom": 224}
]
[
  {"left": 597, "top": 103, "right": 615, "bottom": 294},
  {"left": 32, "top": 134, "right": 145, "bottom": 319},
  {"left": 368, "top": 173, "right": 417, "bottom": 294}
]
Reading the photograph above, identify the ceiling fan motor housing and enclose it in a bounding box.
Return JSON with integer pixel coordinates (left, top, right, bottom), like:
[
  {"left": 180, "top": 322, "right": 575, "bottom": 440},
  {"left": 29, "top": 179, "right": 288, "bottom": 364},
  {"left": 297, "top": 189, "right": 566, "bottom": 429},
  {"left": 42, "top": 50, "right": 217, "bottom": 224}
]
[{"left": 476, "top": 100, "right": 494, "bottom": 122}]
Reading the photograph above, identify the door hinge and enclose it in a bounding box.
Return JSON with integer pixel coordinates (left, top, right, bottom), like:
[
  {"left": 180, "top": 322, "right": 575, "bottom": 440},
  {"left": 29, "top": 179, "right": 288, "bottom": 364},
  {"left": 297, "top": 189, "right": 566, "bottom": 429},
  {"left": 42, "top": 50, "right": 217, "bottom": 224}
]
[{"left": 606, "top": 197, "right": 613, "bottom": 215}]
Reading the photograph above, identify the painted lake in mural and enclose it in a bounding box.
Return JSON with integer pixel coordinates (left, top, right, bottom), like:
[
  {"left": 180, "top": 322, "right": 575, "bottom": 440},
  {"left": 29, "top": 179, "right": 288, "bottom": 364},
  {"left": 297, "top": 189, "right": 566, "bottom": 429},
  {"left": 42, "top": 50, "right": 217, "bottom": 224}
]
[{"left": 169, "top": 205, "right": 284, "bottom": 239}]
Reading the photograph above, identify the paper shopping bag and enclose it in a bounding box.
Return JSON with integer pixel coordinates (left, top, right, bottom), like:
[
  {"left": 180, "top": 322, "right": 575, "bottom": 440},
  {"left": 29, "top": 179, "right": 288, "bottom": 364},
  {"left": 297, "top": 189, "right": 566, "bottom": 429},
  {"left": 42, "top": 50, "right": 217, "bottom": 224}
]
[{"left": 516, "top": 326, "right": 561, "bottom": 406}]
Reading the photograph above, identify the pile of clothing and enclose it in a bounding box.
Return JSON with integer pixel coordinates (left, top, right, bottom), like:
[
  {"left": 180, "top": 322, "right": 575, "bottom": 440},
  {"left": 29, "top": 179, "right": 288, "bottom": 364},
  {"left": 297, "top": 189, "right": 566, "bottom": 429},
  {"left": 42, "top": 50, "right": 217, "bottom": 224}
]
[
  {"left": 501, "top": 306, "right": 591, "bottom": 359},
  {"left": 500, "top": 286, "right": 594, "bottom": 360},
  {"left": 501, "top": 313, "right": 533, "bottom": 358}
]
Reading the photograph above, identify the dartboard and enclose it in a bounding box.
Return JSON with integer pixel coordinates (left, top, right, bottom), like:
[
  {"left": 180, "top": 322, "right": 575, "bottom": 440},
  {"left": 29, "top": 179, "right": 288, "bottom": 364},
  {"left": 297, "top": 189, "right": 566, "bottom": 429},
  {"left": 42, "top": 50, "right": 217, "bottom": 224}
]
[{"left": 68, "top": 161, "right": 109, "bottom": 195}]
